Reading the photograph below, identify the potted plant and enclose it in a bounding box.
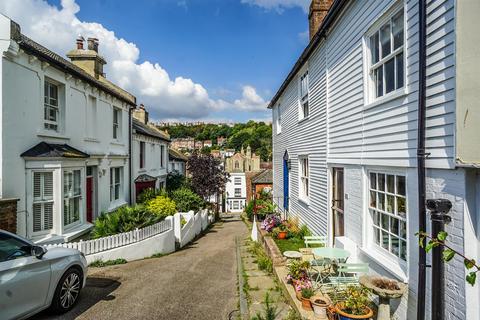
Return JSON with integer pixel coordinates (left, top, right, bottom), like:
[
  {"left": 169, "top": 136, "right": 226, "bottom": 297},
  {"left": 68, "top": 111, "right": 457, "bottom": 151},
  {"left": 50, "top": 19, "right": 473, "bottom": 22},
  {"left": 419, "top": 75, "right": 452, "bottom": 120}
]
[
  {"left": 293, "top": 278, "right": 312, "bottom": 301},
  {"left": 275, "top": 223, "right": 288, "bottom": 239},
  {"left": 335, "top": 286, "right": 373, "bottom": 320},
  {"left": 300, "top": 287, "right": 315, "bottom": 311},
  {"left": 310, "top": 296, "right": 330, "bottom": 318}
]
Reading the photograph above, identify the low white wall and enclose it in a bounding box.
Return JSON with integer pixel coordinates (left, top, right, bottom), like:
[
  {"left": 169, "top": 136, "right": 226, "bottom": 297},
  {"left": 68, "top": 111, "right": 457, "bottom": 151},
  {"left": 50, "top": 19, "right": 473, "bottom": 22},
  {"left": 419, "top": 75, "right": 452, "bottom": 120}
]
[
  {"left": 174, "top": 209, "right": 213, "bottom": 248},
  {"left": 86, "top": 226, "right": 175, "bottom": 264}
]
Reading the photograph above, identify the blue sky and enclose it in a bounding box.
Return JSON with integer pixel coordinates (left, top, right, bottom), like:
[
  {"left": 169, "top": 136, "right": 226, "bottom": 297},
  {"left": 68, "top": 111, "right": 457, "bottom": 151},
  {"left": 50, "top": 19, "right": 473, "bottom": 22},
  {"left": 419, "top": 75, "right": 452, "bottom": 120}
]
[{"left": 2, "top": 0, "right": 310, "bottom": 122}]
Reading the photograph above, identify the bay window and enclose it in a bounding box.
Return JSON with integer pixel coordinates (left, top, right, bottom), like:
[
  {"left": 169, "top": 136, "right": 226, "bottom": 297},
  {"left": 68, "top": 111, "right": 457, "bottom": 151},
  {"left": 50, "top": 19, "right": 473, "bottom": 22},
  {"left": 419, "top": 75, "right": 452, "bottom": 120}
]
[
  {"left": 32, "top": 172, "right": 54, "bottom": 232},
  {"left": 369, "top": 171, "right": 407, "bottom": 261},
  {"left": 64, "top": 169, "right": 81, "bottom": 226}
]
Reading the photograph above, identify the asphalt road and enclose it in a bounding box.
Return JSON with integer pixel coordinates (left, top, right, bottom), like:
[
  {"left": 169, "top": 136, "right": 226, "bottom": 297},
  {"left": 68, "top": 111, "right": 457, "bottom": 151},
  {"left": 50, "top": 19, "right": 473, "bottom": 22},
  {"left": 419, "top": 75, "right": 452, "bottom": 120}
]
[{"left": 36, "top": 214, "right": 247, "bottom": 320}]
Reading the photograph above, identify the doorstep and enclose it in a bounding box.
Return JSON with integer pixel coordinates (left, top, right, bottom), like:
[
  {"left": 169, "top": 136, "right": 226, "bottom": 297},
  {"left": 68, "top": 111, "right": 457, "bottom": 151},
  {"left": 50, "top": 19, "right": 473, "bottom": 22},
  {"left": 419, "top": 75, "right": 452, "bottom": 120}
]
[{"left": 34, "top": 223, "right": 93, "bottom": 245}]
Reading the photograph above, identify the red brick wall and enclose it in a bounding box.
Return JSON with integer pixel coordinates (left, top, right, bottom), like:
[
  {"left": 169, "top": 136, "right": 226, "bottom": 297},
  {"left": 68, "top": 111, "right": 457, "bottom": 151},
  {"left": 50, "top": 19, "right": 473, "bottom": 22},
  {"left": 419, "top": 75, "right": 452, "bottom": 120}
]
[
  {"left": 254, "top": 184, "right": 273, "bottom": 199},
  {"left": 0, "top": 198, "right": 19, "bottom": 233}
]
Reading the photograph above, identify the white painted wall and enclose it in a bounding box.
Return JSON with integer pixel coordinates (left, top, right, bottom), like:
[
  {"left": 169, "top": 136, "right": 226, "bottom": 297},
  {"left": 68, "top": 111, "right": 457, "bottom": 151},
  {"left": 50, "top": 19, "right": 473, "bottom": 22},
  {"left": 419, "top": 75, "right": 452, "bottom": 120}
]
[
  {"left": 131, "top": 133, "right": 168, "bottom": 200},
  {"left": 225, "top": 172, "right": 246, "bottom": 213},
  {"left": 168, "top": 160, "right": 186, "bottom": 176},
  {"left": 0, "top": 16, "right": 132, "bottom": 241}
]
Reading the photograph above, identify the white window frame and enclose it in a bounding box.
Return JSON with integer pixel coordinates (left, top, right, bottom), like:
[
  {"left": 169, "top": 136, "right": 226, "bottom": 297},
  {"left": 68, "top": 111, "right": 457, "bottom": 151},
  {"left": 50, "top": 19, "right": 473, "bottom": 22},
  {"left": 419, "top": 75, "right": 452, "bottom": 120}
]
[
  {"left": 139, "top": 141, "right": 146, "bottom": 169},
  {"left": 299, "top": 156, "right": 309, "bottom": 201},
  {"left": 86, "top": 95, "right": 97, "bottom": 138},
  {"left": 367, "top": 170, "right": 408, "bottom": 265},
  {"left": 234, "top": 177, "right": 242, "bottom": 185},
  {"left": 365, "top": 2, "right": 406, "bottom": 104},
  {"left": 63, "top": 169, "right": 82, "bottom": 227},
  {"left": 234, "top": 188, "right": 242, "bottom": 198},
  {"left": 32, "top": 171, "right": 54, "bottom": 234},
  {"left": 298, "top": 69, "right": 309, "bottom": 120},
  {"left": 160, "top": 145, "right": 165, "bottom": 168},
  {"left": 110, "top": 167, "right": 123, "bottom": 202},
  {"left": 233, "top": 201, "right": 240, "bottom": 210},
  {"left": 113, "top": 107, "right": 121, "bottom": 140},
  {"left": 275, "top": 104, "right": 282, "bottom": 134},
  {"left": 44, "top": 79, "right": 61, "bottom": 131}
]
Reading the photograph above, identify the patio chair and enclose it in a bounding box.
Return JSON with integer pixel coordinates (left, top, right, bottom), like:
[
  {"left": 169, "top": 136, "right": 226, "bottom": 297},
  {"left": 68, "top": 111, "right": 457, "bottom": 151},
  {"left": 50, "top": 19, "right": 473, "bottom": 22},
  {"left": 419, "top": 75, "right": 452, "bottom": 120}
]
[
  {"left": 307, "top": 258, "right": 333, "bottom": 290},
  {"left": 319, "top": 263, "right": 369, "bottom": 300},
  {"left": 304, "top": 235, "right": 328, "bottom": 248}
]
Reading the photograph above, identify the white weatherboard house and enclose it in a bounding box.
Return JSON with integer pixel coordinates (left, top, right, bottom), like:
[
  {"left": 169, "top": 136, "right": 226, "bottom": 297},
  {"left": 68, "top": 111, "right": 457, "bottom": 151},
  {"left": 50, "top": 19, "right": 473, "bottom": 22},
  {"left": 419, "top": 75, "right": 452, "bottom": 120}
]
[
  {"left": 225, "top": 173, "right": 246, "bottom": 213},
  {"left": 270, "top": 0, "right": 480, "bottom": 319},
  {"left": 0, "top": 16, "right": 136, "bottom": 243},
  {"left": 132, "top": 105, "right": 170, "bottom": 201}
]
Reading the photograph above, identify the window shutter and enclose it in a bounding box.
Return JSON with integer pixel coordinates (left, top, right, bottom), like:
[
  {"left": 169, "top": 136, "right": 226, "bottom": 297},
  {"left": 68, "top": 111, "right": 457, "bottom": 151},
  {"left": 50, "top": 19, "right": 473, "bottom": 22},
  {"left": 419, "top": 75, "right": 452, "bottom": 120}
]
[
  {"left": 44, "top": 172, "right": 53, "bottom": 199},
  {"left": 33, "top": 173, "right": 41, "bottom": 199},
  {"left": 44, "top": 202, "right": 53, "bottom": 230},
  {"left": 33, "top": 203, "right": 42, "bottom": 232}
]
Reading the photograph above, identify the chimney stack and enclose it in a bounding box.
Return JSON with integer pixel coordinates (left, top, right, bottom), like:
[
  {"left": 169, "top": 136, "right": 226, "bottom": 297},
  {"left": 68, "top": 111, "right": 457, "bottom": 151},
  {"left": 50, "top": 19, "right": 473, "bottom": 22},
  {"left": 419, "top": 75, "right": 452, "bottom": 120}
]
[
  {"left": 308, "top": 0, "right": 333, "bottom": 40},
  {"left": 133, "top": 104, "right": 149, "bottom": 124},
  {"left": 67, "top": 36, "right": 106, "bottom": 78}
]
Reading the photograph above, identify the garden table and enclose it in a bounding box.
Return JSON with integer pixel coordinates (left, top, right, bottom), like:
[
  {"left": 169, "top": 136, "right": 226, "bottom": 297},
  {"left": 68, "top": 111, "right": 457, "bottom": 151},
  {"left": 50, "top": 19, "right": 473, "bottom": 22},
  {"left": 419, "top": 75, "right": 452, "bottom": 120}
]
[
  {"left": 309, "top": 248, "right": 351, "bottom": 288},
  {"left": 283, "top": 251, "right": 302, "bottom": 260},
  {"left": 311, "top": 247, "right": 350, "bottom": 262}
]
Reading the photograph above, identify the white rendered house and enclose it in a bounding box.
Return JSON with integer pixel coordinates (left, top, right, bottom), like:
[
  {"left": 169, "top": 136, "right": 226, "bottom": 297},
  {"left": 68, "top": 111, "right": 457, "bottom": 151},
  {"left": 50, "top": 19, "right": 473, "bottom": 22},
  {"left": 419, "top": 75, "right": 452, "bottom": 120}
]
[
  {"left": 168, "top": 148, "right": 188, "bottom": 176},
  {"left": 131, "top": 105, "right": 170, "bottom": 202},
  {"left": 0, "top": 17, "right": 136, "bottom": 243},
  {"left": 225, "top": 173, "right": 246, "bottom": 213},
  {"left": 270, "top": 1, "right": 480, "bottom": 319}
]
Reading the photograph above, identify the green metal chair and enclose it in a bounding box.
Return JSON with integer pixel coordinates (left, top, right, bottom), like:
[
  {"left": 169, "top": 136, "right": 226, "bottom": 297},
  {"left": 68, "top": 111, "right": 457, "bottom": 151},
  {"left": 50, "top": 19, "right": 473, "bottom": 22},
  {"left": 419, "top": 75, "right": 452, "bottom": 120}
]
[
  {"left": 304, "top": 235, "right": 328, "bottom": 248},
  {"left": 320, "top": 263, "right": 369, "bottom": 300}
]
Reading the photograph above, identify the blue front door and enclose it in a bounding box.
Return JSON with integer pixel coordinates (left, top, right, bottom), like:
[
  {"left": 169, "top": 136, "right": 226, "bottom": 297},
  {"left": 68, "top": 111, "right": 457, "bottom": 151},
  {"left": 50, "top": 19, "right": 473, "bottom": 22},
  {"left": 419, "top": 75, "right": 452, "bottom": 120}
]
[{"left": 283, "top": 158, "right": 289, "bottom": 211}]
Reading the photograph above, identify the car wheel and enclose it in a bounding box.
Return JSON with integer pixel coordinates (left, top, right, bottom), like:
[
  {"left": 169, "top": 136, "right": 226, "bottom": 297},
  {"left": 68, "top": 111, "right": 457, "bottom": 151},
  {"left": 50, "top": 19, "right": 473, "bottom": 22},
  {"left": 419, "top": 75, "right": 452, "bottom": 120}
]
[{"left": 50, "top": 267, "right": 83, "bottom": 314}]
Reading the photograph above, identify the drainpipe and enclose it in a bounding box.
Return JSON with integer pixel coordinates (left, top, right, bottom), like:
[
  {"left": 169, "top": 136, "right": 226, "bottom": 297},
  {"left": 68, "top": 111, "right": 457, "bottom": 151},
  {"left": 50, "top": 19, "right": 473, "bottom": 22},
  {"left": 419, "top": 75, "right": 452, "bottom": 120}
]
[
  {"left": 427, "top": 199, "right": 452, "bottom": 320},
  {"left": 416, "top": 1, "right": 428, "bottom": 319},
  {"left": 128, "top": 105, "right": 134, "bottom": 205}
]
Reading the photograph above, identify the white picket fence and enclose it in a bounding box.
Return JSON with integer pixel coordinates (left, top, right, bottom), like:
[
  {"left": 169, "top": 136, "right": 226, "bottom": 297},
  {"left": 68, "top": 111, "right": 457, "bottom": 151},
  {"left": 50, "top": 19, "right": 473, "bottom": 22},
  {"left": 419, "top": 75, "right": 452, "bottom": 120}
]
[{"left": 45, "top": 218, "right": 172, "bottom": 255}]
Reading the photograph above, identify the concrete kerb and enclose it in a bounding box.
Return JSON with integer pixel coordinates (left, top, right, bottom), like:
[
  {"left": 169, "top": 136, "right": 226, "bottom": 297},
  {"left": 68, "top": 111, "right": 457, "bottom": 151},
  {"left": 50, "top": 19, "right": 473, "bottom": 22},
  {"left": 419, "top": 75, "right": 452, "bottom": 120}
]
[{"left": 236, "top": 236, "right": 249, "bottom": 320}]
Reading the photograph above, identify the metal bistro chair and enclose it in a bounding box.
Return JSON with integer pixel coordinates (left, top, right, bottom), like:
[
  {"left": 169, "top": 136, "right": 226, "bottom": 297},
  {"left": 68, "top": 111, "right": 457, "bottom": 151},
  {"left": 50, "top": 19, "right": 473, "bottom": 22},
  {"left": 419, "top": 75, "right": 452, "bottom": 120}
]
[
  {"left": 304, "top": 235, "right": 328, "bottom": 248},
  {"left": 323, "top": 263, "right": 370, "bottom": 301}
]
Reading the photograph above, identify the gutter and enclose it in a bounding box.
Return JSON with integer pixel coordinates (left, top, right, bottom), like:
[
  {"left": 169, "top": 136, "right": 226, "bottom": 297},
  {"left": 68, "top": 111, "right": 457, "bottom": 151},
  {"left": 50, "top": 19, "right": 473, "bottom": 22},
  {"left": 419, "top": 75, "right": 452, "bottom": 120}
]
[
  {"left": 416, "top": 1, "right": 428, "bottom": 319},
  {"left": 267, "top": 0, "right": 349, "bottom": 109},
  {"left": 129, "top": 106, "right": 134, "bottom": 205}
]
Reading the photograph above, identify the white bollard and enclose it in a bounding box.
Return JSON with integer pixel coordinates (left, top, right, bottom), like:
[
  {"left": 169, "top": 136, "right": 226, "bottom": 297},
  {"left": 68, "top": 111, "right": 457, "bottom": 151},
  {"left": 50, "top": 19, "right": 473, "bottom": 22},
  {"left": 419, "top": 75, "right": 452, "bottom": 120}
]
[{"left": 251, "top": 215, "right": 258, "bottom": 242}]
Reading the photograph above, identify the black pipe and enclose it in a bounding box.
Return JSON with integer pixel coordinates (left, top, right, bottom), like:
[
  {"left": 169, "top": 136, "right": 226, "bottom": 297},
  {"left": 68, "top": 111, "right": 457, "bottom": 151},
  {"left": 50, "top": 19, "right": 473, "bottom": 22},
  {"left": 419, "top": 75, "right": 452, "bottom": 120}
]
[
  {"left": 416, "top": 1, "right": 428, "bottom": 319},
  {"left": 428, "top": 199, "right": 452, "bottom": 320},
  {"left": 128, "top": 105, "right": 134, "bottom": 205}
]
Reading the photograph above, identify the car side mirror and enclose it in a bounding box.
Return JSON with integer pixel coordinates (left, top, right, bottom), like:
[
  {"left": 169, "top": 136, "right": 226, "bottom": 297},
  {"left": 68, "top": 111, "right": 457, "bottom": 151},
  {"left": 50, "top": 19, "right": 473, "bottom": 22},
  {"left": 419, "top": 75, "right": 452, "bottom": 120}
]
[{"left": 32, "top": 245, "right": 47, "bottom": 259}]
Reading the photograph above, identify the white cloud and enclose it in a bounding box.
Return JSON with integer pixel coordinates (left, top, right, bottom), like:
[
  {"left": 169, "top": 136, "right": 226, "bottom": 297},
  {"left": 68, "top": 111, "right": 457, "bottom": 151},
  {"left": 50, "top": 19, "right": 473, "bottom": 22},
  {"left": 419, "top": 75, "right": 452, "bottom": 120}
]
[
  {"left": 0, "top": 0, "right": 268, "bottom": 120},
  {"left": 241, "top": 0, "right": 310, "bottom": 13}
]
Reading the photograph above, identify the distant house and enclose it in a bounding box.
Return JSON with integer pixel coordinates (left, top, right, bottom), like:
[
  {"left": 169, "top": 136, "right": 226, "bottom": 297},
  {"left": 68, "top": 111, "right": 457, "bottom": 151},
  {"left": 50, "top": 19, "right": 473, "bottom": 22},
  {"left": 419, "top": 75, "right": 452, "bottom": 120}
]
[
  {"left": 217, "top": 136, "right": 227, "bottom": 146},
  {"left": 0, "top": 17, "right": 136, "bottom": 243},
  {"left": 270, "top": 0, "right": 480, "bottom": 319},
  {"left": 225, "top": 146, "right": 260, "bottom": 173},
  {"left": 171, "top": 137, "right": 195, "bottom": 151},
  {"left": 203, "top": 140, "right": 213, "bottom": 148},
  {"left": 169, "top": 148, "right": 188, "bottom": 176},
  {"left": 194, "top": 140, "right": 203, "bottom": 150},
  {"left": 211, "top": 150, "right": 221, "bottom": 159},
  {"left": 225, "top": 173, "right": 246, "bottom": 213},
  {"left": 250, "top": 169, "right": 272, "bottom": 201},
  {"left": 132, "top": 105, "right": 170, "bottom": 201}
]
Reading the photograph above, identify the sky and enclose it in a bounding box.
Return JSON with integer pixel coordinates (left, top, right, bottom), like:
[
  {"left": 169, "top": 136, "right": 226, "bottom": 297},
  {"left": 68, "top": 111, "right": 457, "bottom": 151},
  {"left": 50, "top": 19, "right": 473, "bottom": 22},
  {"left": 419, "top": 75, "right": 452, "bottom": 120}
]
[{"left": 0, "top": 0, "right": 310, "bottom": 123}]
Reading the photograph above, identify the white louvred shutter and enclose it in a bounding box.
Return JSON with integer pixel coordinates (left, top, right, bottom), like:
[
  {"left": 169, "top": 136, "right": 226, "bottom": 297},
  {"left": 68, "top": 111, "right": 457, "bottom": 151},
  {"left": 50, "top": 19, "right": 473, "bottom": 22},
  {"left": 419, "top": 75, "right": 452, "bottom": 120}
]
[
  {"left": 44, "top": 202, "right": 53, "bottom": 230},
  {"left": 33, "top": 203, "right": 42, "bottom": 232},
  {"left": 44, "top": 172, "right": 53, "bottom": 199},
  {"left": 33, "top": 172, "right": 41, "bottom": 199}
]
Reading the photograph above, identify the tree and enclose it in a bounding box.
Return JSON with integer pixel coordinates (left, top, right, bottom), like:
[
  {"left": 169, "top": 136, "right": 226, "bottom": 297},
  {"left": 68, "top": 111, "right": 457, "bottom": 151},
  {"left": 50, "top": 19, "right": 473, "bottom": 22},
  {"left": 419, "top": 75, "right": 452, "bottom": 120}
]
[{"left": 187, "top": 152, "right": 229, "bottom": 220}]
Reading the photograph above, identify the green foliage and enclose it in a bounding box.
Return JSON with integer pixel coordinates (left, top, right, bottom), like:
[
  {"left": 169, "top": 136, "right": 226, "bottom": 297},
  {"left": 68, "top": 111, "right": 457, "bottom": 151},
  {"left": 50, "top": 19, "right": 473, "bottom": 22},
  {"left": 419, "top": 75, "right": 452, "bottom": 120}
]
[
  {"left": 145, "top": 196, "right": 177, "bottom": 218},
  {"left": 248, "top": 241, "right": 273, "bottom": 274},
  {"left": 274, "top": 237, "right": 305, "bottom": 253},
  {"left": 166, "top": 171, "right": 189, "bottom": 193},
  {"left": 418, "top": 231, "right": 480, "bottom": 286},
  {"left": 245, "top": 201, "right": 255, "bottom": 219},
  {"left": 251, "top": 293, "right": 278, "bottom": 320},
  {"left": 287, "top": 260, "right": 310, "bottom": 281},
  {"left": 301, "top": 287, "right": 314, "bottom": 299},
  {"left": 339, "top": 286, "right": 372, "bottom": 316},
  {"left": 171, "top": 187, "right": 205, "bottom": 212},
  {"left": 246, "top": 199, "right": 276, "bottom": 220},
  {"left": 137, "top": 188, "right": 165, "bottom": 204},
  {"left": 92, "top": 205, "right": 163, "bottom": 239},
  {"left": 89, "top": 258, "right": 127, "bottom": 267}
]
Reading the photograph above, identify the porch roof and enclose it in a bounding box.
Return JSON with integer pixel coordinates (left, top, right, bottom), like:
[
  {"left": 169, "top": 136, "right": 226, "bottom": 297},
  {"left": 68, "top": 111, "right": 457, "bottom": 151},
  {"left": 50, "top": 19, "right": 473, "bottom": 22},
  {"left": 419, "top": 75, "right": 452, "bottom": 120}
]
[{"left": 21, "top": 142, "right": 90, "bottom": 158}]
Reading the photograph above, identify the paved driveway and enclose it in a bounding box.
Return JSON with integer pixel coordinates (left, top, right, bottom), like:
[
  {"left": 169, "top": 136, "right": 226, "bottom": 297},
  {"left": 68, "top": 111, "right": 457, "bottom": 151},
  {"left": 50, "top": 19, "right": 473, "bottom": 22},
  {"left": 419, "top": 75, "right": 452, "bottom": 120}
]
[{"left": 37, "top": 214, "right": 247, "bottom": 320}]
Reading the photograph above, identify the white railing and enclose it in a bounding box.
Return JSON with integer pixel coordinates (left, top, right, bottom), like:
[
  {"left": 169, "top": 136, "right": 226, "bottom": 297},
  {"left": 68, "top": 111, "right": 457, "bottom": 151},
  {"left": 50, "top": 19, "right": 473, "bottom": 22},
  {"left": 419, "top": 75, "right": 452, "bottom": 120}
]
[{"left": 45, "top": 218, "right": 172, "bottom": 255}]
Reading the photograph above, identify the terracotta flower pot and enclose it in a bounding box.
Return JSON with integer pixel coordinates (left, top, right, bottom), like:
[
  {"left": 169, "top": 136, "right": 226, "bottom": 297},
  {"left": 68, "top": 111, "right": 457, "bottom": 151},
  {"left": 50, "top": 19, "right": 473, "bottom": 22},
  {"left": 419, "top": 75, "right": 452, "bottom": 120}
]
[
  {"left": 277, "top": 231, "right": 288, "bottom": 239},
  {"left": 295, "top": 289, "right": 302, "bottom": 301},
  {"left": 335, "top": 304, "right": 373, "bottom": 320},
  {"left": 301, "top": 297, "right": 313, "bottom": 311}
]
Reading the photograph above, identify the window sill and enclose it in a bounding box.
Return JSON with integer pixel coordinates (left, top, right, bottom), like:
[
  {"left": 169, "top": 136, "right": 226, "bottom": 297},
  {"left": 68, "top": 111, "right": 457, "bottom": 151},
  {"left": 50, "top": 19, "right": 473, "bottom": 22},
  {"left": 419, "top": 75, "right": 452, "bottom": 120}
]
[
  {"left": 108, "top": 200, "right": 128, "bottom": 212},
  {"left": 359, "top": 246, "right": 408, "bottom": 282},
  {"left": 364, "top": 89, "right": 408, "bottom": 110},
  {"left": 37, "top": 131, "right": 69, "bottom": 140},
  {"left": 298, "top": 116, "right": 310, "bottom": 123},
  {"left": 298, "top": 197, "right": 310, "bottom": 206},
  {"left": 110, "top": 141, "right": 125, "bottom": 147},
  {"left": 84, "top": 137, "right": 99, "bottom": 143}
]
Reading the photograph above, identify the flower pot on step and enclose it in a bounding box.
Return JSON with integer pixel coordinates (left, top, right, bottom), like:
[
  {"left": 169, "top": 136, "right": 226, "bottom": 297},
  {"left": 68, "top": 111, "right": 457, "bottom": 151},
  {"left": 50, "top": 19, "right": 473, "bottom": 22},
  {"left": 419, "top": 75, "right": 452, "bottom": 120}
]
[
  {"left": 335, "top": 304, "right": 374, "bottom": 320},
  {"left": 277, "top": 231, "right": 288, "bottom": 239},
  {"left": 310, "top": 296, "right": 329, "bottom": 318},
  {"left": 301, "top": 297, "right": 313, "bottom": 311}
]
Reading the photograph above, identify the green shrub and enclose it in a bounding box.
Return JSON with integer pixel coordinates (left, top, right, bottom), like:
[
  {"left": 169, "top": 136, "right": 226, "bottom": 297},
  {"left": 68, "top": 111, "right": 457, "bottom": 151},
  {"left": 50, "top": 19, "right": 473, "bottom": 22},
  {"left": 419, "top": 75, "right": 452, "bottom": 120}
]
[
  {"left": 137, "top": 188, "right": 166, "bottom": 204},
  {"left": 171, "top": 187, "right": 205, "bottom": 212},
  {"left": 146, "top": 196, "right": 176, "bottom": 218},
  {"left": 245, "top": 201, "right": 255, "bottom": 219},
  {"left": 166, "top": 171, "right": 189, "bottom": 193},
  {"left": 92, "top": 205, "right": 163, "bottom": 239}
]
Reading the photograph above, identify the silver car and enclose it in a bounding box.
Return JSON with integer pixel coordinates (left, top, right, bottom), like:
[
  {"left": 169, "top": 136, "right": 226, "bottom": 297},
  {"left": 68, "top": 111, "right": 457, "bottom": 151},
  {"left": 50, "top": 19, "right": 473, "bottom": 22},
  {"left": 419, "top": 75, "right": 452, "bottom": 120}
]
[{"left": 0, "top": 230, "right": 88, "bottom": 320}]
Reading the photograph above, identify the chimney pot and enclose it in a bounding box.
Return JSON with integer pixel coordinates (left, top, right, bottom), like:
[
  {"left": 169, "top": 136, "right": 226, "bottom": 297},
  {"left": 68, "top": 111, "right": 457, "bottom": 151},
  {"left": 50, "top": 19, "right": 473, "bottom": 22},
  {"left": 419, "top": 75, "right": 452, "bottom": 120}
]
[
  {"left": 87, "top": 37, "right": 99, "bottom": 52},
  {"left": 76, "top": 36, "right": 85, "bottom": 50}
]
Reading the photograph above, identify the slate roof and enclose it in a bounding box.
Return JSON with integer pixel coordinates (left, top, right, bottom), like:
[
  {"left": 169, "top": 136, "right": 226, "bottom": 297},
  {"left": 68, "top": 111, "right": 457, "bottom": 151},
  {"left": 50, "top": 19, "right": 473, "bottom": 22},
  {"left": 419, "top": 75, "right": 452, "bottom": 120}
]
[
  {"left": 252, "top": 169, "right": 273, "bottom": 185},
  {"left": 21, "top": 142, "right": 90, "bottom": 158},
  {"left": 169, "top": 148, "right": 188, "bottom": 162},
  {"left": 133, "top": 119, "right": 170, "bottom": 141},
  {"left": 10, "top": 21, "right": 136, "bottom": 106},
  {"left": 134, "top": 174, "right": 157, "bottom": 183}
]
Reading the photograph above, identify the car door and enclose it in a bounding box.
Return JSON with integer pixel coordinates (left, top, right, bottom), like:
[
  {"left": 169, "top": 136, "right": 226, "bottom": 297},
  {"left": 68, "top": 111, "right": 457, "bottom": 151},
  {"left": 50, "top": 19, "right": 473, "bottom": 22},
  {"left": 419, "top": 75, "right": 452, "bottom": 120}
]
[{"left": 0, "top": 233, "right": 51, "bottom": 320}]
